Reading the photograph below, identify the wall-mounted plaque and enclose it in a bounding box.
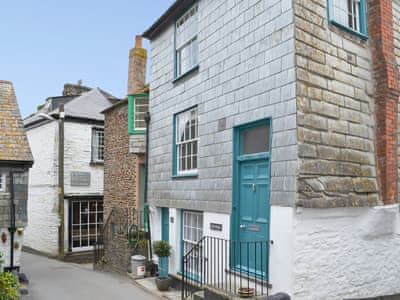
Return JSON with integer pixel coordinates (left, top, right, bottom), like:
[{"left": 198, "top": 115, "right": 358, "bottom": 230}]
[
  {"left": 71, "top": 172, "right": 91, "bottom": 186},
  {"left": 210, "top": 223, "right": 223, "bottom": 231}
]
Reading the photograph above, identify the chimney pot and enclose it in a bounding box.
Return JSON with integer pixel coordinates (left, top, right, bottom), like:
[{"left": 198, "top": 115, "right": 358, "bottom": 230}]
[{"left": 135, "top": 35, "right": 142, "bottom": 48}]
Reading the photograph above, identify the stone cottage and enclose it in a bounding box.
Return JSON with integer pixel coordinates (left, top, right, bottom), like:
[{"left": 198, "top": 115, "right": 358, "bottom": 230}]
[
  {"left": 0, "top": 80, "right": 33, "bottom": 270},
  {"left": 99, "top": 36, "right": 149, "bottom": 273},
  {"left": 23, "top": 83, "right": 116, "bottom": 261},
  {"left": 143, "top": 0, "right": 400, "bottom": 299}
]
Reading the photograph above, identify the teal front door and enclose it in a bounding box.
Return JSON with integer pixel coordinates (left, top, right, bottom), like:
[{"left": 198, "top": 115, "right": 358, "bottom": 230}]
[
  {"left": 237, "top": 159, "right": 270, "bottom": 277},
  {"left": 160, "top": 208, "right": 170, "bottom": 276},
  {"left": 232, "top": 119, "right": 271, "bottom": 279}
]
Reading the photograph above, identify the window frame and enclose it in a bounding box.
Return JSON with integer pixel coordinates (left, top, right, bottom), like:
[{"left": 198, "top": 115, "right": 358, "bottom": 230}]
[
  {"left": 91, "top": 127, "right": 104, "bottom": 163},
  {"left": 0, "top": 174, "right": 5, "bottom": 192},
  {"left": 180, "top": 209, "right": 204, "bottom": 277},
  {"left": 327, "top": 0, "right": 368, "bottom": 39},
  {"left": 173, "top": 106, "right": 199, "bottom": 177},
  {"left": 70, "top": 199, "right": 103, "bottom": 251},
  {"left": 128, "top": 93, "right": 149, "bottom": 135},
  {"left": 174, "top": 3, "right": 199, "bottom": 80}
]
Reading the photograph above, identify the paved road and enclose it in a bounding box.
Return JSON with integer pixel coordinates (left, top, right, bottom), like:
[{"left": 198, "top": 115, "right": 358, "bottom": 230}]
[{"left": 20, "top": 252, "right": 159, "bottom": 300}]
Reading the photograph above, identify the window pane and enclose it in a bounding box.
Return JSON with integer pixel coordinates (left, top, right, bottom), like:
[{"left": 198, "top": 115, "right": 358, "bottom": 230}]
[
  {"left": 176, "top": 5, "right": 198, "bottom": 76},
  {"left": 176, "top": 107, "right": 198, "bottom": 173},
  {"left": 92, "top": 128, "right": 104, "bottom": 161},
  {"left": 241, "top": 124, "right": 270, "bottom": 155},
  {"left": 134, "top": 97, "right": 149, "bottom": 130}
]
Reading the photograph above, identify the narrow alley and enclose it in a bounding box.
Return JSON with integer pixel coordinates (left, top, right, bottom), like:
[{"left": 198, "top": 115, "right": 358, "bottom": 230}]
[{"left": 20, "top": 252, "right": 158, "bottom": 300}]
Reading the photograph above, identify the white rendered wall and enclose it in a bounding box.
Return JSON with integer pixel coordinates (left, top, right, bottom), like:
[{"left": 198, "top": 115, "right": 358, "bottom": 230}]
[
  {"left": 24, "top": 122, "right": 59, "bottom": 255},
  {"left": 25, "top": 120, "right": 105, "bottom": 255},
  {"left": 269, "top": 206, "right": 295, "bottom": 295},
  {"left": 64, "top": 122, "right": 104, "bottom": 195},
  {"left": 293, "top": 205, "right": 400, "bottom": 300},
  {"left": 0, "top": 229, "right": 24, "bottom": 268}
]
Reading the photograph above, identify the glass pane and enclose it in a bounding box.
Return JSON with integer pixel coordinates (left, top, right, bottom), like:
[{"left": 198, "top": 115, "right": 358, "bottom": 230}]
[
  {"left": 81, "top": 202, "right": 88, "bottom": 213},
  {"left": 81, "top": 214, "right": 88, "bottom": 224},
  {"left": 241, "top": 124, "right": 270, "bottom": 155}
]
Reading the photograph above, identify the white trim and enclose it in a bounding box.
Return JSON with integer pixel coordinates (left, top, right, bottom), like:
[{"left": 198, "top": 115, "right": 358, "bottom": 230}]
[
  {"left": 176, "top": 107, "right": 199, "bottom": 175},
  {"left": 0, "top": 174, "right": 5, "bottom": 192}
]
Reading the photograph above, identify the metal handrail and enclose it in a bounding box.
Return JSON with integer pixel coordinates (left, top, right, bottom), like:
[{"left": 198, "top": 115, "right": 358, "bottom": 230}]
[{"left": 181, "top": 236, "right": 270, "bottom": 300}]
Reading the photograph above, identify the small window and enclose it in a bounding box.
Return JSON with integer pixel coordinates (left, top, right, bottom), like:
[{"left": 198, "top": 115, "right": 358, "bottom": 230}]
[
  {"left": 241, "top": 124, "right": 270, "bottom": 155},
  {"left": 128, "top": 94, "right": 149, "bottom": 134},
  {"left": 91, "top": 128, "right": 104, "bottom": 162},
  {"left": 174, "top": 107, "right": 198, "bottom": 175},
  {"left": 0, "top": 174, "right": 5, "bottom": 192},
  {"left": 328, "top": 0, "right": 367, "bottom": 37},
  {"left": 175, "top": 5, "right": 199, "bottom": 78},
  {"left": 182, "top": 211, "right": 203, "bottom": 255}
]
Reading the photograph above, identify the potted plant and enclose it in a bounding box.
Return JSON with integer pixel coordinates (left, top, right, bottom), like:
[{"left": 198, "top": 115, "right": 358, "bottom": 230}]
[{"left": 152, "top": 240, "right": 172, "bottom": 291}]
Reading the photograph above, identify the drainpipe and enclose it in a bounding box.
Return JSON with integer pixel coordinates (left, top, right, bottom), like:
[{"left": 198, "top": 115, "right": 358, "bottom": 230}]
[
  {"left": 58, "top": 105, "right": 65, "bottom": 259},
  {"left": 144, "top": 111, "right": 152, "bottom": 262},
  {"left": 8, "top": 170, "right": 16, "bottom": 271}
]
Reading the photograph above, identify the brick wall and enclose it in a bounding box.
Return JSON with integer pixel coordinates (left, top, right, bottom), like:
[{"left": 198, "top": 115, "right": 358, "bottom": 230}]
[
  {"left": 295, "top": 0, "right": 379, "bottom": 208},
  {"left": 394, "top": 0, "right": 400, "bottom": 202},
  {"left": 369, "top": 0, "right": 400, "bottom": 205}
]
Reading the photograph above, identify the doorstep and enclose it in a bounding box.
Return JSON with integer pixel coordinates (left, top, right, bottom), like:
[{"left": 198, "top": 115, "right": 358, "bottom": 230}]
[{"left": 134, "top": 277, "right": 181, "bottom": 300}]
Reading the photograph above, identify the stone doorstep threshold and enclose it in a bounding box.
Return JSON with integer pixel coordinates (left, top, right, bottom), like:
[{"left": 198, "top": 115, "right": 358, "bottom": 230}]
[
  {"left": 133, "top": 276, "right": 182, "bottom": 300},
  {"left": 224, "top": 268, "right": 272, "bottom": 289}
]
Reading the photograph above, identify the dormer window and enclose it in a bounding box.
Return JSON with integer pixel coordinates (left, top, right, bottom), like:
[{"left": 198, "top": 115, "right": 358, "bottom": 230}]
[{"left": 328, "top": 0, "right": 367, "bottom": 38}]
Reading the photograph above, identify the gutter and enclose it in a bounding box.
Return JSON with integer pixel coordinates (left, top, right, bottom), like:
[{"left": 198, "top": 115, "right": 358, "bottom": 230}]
[{"left": 58, "top": 105, "right": 65, "bottom": 259}]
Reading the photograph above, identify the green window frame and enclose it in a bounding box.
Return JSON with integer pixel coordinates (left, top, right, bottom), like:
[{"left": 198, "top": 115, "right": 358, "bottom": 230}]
[
  {"left": 128, "top": 93, "right": 149, "bottom": 135},
  {"left": 173, "top": 106, "right": 198, "bottom": 177},
  {"left": 327, "top": 0, "right": 368, "bottom": 39},
  {"left": 174, "top": 4, "right": 199, "bottom": 80}
]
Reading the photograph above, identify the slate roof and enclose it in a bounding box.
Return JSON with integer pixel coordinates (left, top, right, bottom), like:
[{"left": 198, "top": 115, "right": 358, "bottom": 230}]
[
  {"left": 143, "top": 0, "right": 196, "bottom": 39},
  {"left": 24, "top": 88, "right": 116, "bottom": 127},
  {"left": 0, "top": 80, "right": 33, "bottom": 164}
]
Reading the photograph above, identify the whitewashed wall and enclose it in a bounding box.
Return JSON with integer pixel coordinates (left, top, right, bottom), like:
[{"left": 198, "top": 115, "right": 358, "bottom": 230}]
[
  {"left": 64, "top": 121, "right": 104, "bottom": 195},
  {"left": 25, "top": 120, "right": 104, "bottom": 255},
  {"left": 293, "top": 205, "right": 400, "bottom": 300},
  {"left": 24, "top": 122, "right": 59, "bottom": 255}
]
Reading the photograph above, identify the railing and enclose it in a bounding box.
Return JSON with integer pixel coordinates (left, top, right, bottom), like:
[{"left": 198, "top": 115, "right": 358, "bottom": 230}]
[
  {"left": 182, "top": 236, "right": 270, "bottom": 300},
  {"left": 94, "top": 207, "right": 148, "bottom": 267}
]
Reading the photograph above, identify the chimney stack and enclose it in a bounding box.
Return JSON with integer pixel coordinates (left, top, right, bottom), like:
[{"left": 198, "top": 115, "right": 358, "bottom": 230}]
[{"left": 127, "top": 35, "right": 147, "bottom": 95}]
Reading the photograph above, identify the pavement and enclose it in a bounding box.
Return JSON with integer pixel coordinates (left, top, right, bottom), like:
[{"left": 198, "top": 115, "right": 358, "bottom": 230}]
[{"left": 20, "top": 252, "right": 159, "bottom": 300}]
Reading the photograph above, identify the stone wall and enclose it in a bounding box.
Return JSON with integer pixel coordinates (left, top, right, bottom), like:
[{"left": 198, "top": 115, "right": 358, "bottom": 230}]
[
  {"left": 102, "top": 103, "right": 143, "bottom": 273},
  {"left": 295, "top": 0, "right": 378, "bottom": 208},
  {"left": 148, "top": 0, "right": 297, "bottom": 212}
]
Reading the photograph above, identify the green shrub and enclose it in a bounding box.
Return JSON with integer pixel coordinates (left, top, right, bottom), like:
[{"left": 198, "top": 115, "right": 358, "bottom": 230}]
[
  {"left": 0, "top": 272, "right": 20, "bottom": 300},
  {"left": 152, "top": 240, "right": 171, "bottom": 257}
]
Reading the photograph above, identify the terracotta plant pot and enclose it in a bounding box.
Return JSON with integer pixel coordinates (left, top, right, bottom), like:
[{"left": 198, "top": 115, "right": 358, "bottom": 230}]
[{"left": 155, "top": 277, "right": 171, "bottom": 291}]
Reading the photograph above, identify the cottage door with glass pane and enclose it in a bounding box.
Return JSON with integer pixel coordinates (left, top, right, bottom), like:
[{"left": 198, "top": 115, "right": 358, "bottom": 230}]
[{"left": 233, "top": 120, "right": 271, "bottom": 279}]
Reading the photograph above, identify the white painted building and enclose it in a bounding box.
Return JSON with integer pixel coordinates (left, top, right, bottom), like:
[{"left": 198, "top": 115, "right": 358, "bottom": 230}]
[{"left": 24, "top": 84, "right": 116, "bottom": 259}]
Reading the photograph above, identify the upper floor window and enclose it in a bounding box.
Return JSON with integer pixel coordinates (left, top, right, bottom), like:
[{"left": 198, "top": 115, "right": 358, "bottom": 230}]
[
  {"left": 128, "top": 94, "right": 149, "bottom": 134},
  {"left": 328, "top": 0, "right": 367, "bottom": 38},
  {"left": 175, "top": 4, "right": 199, "bottom": 78},
  {"left": 91, "top": 128, "right": 104, "bottom": 162},
  {"left": 0, "top": 174, "right": 5, "bottom": 192},
  {"left": 174, "top": 106, "right": 198, "bottom": 176}
]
